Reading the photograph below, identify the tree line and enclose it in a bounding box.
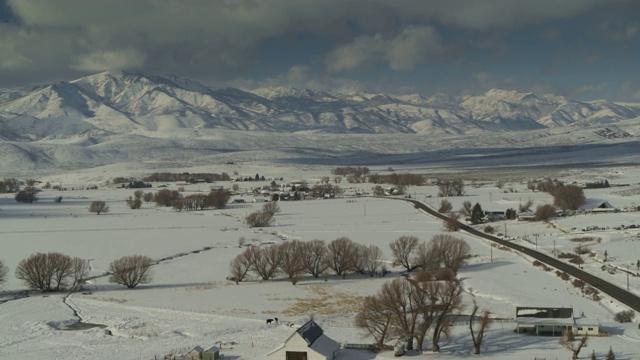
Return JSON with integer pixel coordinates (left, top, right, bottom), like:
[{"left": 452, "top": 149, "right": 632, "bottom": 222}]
[{"left": 0, "top": 253, "right": 153, "bottom": 292}]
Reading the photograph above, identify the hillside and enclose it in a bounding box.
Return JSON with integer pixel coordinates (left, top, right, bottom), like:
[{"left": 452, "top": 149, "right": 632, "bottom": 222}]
[{"left": 1, "top": 71, "right": 640, "bottom": 176}]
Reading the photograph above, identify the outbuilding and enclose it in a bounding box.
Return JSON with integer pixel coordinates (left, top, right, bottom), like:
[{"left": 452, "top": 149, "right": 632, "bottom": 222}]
[{"left": 267, "top": 320, "right": 340, "bottom": 360}]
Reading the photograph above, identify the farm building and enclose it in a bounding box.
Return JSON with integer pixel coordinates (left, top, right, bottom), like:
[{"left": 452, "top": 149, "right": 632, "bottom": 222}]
[
  {"left": 182, "top": 345, "right": 220, "bottom": 360},
  {"left": 267, "top": 320, "right": 340, "bottom": 360},
  {"left": 515, "top": 307, "right": 600, "bottom": 336},
  {"left": 592, "top": 201, "right": 617, "bottom": 213}
]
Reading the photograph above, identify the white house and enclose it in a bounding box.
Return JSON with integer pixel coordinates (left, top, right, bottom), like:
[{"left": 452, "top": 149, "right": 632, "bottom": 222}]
[
  {"left": 267, "top": 320, "right": 340, "bottom": 360},
  {"left": 515, "top": 307, "right": 600, "bottom": 336}
]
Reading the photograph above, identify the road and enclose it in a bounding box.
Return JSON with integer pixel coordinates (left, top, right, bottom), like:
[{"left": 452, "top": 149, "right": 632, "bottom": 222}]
[{"left": 403, "top": 198, "right": 640, "bottom": 312}]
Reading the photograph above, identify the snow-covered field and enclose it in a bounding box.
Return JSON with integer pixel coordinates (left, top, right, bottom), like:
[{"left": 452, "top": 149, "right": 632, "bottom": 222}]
[{"left": 1, "top": 163, "right": 640, "bottom": 360}]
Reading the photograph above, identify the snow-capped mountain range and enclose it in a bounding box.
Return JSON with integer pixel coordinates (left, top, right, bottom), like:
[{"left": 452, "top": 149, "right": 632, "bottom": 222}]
[
  {"left": 1, "top": 70, "right": 640, "bottom": 176},
  {"left": 2, "top": 70, "right": 640, "bottom": 140}
]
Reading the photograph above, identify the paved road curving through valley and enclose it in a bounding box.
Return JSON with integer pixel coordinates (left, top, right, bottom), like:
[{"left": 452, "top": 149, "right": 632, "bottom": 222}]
[{"left": 403, "top": 198, "right": 640, "bottom": 312}]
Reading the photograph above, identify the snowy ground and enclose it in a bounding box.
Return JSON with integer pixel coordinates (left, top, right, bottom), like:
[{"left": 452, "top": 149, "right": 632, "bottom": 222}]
[{"left": 1, "top": 163, "right": 640, "bottom": 359}]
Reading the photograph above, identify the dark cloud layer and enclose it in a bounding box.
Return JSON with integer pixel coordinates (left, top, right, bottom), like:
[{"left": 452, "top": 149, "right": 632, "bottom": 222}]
[{"left": 0, "top": 0, "right": 638, "bottom": 100}]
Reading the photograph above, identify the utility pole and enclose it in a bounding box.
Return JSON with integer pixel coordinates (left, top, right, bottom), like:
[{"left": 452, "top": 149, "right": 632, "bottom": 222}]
[
  {"left": 628, "top": 265, "right": 630, "bottom": 291},
  {"left": 504, "top": 223, "right": 507, "bottom": 239},
  {"left": 490, "top": 244, "right": 493, "bottom": 262},
  {"left": 553, "top": 239, "right": 556, "bottom": 257}
]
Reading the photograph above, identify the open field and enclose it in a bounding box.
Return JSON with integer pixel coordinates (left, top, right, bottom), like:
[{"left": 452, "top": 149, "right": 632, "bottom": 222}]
[{"left": 1, "top": 164, "right": 640, "bottom": 359}]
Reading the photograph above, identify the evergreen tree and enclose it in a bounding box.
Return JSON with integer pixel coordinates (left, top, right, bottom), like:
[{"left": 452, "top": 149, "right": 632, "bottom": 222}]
[
  {"left": 606, "top": 346, "right": 615, "bottom": 360},
  {"left": 471, "top": 203, "right": 484, "bottom": 224}
]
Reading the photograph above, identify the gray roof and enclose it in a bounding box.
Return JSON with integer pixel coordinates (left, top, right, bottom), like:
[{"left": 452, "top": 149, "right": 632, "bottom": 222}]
[
  {"left": 297, "top": 319, "right": 324, "bottom": 346},
  {"left": 516, "top": 307, "right": 573, "bottom": 319}
]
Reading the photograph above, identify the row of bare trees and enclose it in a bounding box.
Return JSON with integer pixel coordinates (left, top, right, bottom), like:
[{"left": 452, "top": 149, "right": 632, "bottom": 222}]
[
  {"left": 355, "top": 274, "right": 492, "bottom": 353},
  {"left": 228, "top": 237, "right": 385, "bottom": 285},
  {"left": 10, "top": 252, "right": 153, "bottom": 291},
  {"left": 390, "top": 235, "right": 471, "bottom": 274}
]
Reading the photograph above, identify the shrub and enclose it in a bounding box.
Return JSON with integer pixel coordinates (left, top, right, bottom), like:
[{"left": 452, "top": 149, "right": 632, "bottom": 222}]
[
  {"left": 438, "top": 199, "right": 453, "bottom": 213},
  {"left": 15, "top": 186, "right": 38, "bottom": 203},
  {"left": 483, "top": 225, "right": 494, "bottom": 234},
  {"left": 89, "top": 200, "right": 110, "bottom": 215},
  {"left": 126, "top": 196, "right": 142, "bottom": 209},
  {"left": 613, "top": 310, "right": 635, "bottom": 323}
]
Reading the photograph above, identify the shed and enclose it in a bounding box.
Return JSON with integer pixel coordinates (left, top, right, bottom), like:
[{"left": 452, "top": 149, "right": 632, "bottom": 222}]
[
  {"left": 184, "top": 345, "right": 204, "bottom": 360},
  {"left": 267, "top": 320, "right": 340, "bottom": 360},
  {"left": 202, "top": 345, "right": 220, "bottom": 360}
]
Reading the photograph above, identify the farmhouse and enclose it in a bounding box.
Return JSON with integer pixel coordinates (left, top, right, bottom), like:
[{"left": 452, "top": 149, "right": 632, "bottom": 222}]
[
  {"left": 515, "top": 307, "right": 600, "bottom": 336},
  {"left": 267, "top": 320, "right": 340, "bottom": 360}
]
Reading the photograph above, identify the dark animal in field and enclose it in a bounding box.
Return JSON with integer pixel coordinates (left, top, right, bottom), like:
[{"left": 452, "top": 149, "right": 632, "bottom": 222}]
[
  {"left": 275, "top": 317, "right": 278, "bottom": 324},
  {"left": 266, "top": 318, "right": 273, "bottom": 325}
]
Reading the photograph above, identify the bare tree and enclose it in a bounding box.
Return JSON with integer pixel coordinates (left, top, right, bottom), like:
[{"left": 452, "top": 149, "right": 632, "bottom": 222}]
[
  {"left": 355, "top": 295, "right": 394, "bottom": 349},
  {"left": 108, "top": 255, "right": 154, "bottom": 288},
  {"left": 518, "top": 199, "right": 533, "bottom": 213},
  {"left": 133, "top": 190, "right": 144, "bottom": 199},
  {"left": 50, "top": 252, "right": 73, "bottom": 291},
  {"left": 279, "top": 240, "right": 306, "bottom": 284},
  {"left": 430, "top": 281, "right": 464, "bottom": 352},
  {"left": 412, "top": 241, "right": 439, "bottom": 272},
  {"left": 262, "top": 201, "right": 281, "bottom": 217},
  {"left": 553, "top": 185, "right": 586, "bottom": 211},
  {"left": 69, "top": 257, "right": 90, "bottom": 291},
  {"left": 326, "top": 237, "right": 358, "bottom": 278},
  {"left": 0, "top": 259, "right": 8, "bottom": 286},
  {"left": 559, "top": 330, "right": 588, "bottom": 360},
  {"left": 232, "top": 183, "right": 240, "bottom": 193},
  {"left": 238, "top": 237, "right": 246, "bottom": 248},
  {"left": 89, "top": 200, "right": 110, "bottom": 215},
  {"left": 353, "top": 243, "right": 369, "bottom": 275},
  {"left": 245, "top": 209, "right": 274, "bottom": 227},
  {"left": 228, "top": 249, "right": 254, "bottom": 284},
  {"left": 460, "top": 201, "right": 473, "bottom": 218},
  {"left": 250, "top": 246, "right": 281, "bottom": 280},
  {"left": 363, "top": 244, "right": 384, "bottom": 277},
  {"left": 379, "top": 278, "right": 420, "bottom": 350},
  {"left": 438, "top": 179, "right": 465, "bottom": 197},
  {"left": 390, "top": 235, "right": 419, "bottom": 272},
  {"left": 535, "top": 204, "right": 557, "bottom": 221},
  {"left": 427, "top": 235, "right": 470, "bottom": 273},
  {"left": 302, "top": 239, "right": 328, "bottom": 278},
  {"left": 469, "top": 299, "right": 492, "bottom": 354},
  {"left": 444, "top": 213, "right": 462, "bottom": 231},
  {"left": 207, "top": 189, "right": 231, "bottom": 209},
  {"left": 373, "top": 185, "right": 385, "bottom": 197},
  {"left": 438, "top": 199, "right": 453, "bottom": 213},
  {"left": 16, "top": 253, "right": 53, "bottom": 291},
  {"left": 15, "top": 252, "right": 79, "bottom": 291}
]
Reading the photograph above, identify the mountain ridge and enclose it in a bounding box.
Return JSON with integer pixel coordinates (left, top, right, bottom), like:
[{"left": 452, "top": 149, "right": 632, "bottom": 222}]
[{"left": 1, "top": 71, "right": 640, "bottom": 141}]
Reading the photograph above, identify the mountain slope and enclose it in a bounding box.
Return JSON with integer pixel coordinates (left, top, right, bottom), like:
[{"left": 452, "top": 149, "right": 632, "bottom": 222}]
[{"left": 2, "top": 71, "right": 640, "bottom": 141}]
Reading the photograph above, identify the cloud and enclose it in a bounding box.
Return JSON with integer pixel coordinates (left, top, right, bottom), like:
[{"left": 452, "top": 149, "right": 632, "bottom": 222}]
[
  {"left": 72, "top": 49, "right": 146, "bottom": 72},
  {"left": 326, "top": 26, "right": 445, "bottom": 72},
  {"left": 0, "top": 0, "right": 629, "bottom": 89}
]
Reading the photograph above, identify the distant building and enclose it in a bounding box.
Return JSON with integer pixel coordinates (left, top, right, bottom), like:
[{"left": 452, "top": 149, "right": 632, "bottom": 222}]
[{"left": 267, "top": 319, "right": 340, "bottom": 360}]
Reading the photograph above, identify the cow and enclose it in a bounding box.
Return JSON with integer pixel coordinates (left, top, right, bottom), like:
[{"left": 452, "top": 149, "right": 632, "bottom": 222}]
[{"left": 266, "top": 318, "right": 274, "bottom": 325}]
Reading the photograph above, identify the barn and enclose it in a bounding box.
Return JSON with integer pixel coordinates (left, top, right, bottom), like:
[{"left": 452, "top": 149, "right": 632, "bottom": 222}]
[{"left": 267, "top": 320, "right": 340, "bottom": 360}]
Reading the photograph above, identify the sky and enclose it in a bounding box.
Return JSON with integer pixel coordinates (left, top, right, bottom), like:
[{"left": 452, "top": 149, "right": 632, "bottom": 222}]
[{"left": 1, "top": 0, "right": 639, "bottom": 101}]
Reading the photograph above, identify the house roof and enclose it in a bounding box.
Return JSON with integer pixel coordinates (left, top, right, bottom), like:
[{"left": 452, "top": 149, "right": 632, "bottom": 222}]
[
  {"left": 595, "top": 201, "right": 615, "bottom": 209},
  {"left": 204, "top": 345, "right": 219, "bottom": 353},
  {"left": 267, "top": 320, "right": 340, "bottom": 357},
  {"left": 516, "top": 307, "right": 573, "bottom": 318},
  {"left": 189, "top": 345, "right": 205, "bottom": 353},
  {"left": 297, "top": 319, "right": 324, "bottom": 346}
]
